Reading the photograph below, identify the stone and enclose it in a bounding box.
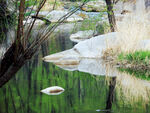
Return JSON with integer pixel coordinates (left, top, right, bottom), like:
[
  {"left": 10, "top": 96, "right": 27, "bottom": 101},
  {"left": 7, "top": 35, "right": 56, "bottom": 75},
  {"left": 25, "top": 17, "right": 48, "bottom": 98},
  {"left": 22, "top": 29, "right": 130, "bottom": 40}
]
[
  {"left": 70, "top": 30, "right": 97, "bottom": 43},
  {"left": 43, "top": 55, "right": 117, "bottom": 76},
  {"left": 41, "top": 86, "right": 64, "bottom": 95},
  {"left": 23, "top": 18, "right": 45, "bottom": 26},
  {"left": 43, "top": 32, "right": 117, "bottom": 61},
  {"left": 73, "top": 32, "right": 117, "bottom": 58},
  {"left": 77, "top": 13, "right": 89, "bottom": 19},
  {"left": 54, "top": 22, "right": 82, "bottom": 33},
  {"left": 81, "top": 0, "right": 106, "bottom": 12},
  {"left": 46, "top": 10, "right": 83, "bottom": 22},
  {"left": 31, "top": 11, "right": 50, "bottom": 17}
]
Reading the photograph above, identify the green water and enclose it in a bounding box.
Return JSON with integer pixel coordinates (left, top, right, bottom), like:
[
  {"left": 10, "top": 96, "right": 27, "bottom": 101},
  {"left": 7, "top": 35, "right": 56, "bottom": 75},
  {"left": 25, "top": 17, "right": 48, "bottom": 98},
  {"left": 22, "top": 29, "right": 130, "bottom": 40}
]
[{"left": 0, "top": 34, "right": 150, "bottom": 113}]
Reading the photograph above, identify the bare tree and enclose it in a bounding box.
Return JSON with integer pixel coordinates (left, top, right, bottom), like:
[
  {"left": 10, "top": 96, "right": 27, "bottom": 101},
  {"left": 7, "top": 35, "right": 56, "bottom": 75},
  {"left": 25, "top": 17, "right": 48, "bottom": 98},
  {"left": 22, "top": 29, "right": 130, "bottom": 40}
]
[{"left": 0, "top": 0, "right": 88, "bottom": 87}]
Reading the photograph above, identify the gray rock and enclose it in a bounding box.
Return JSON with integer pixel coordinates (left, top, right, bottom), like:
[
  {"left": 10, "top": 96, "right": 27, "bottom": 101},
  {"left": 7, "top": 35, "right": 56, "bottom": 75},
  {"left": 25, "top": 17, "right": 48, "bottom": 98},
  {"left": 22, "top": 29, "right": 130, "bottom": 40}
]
[
  {"left": 81, "top": 0, "right": 106, "bottom": 12},
  {"left": 70, "top": 30, "right": 97, "bottom": 43},
  {"left": 54, "top": 22, "right": 82, "bottom": 33},
  {"left": 23, "top": 18, "right": 45, "bottom": 26},
  {"left": 43, "top": 32, "right": 117, "bottom": 62},
  {"left": 46, "top": 10, "right": 83, "bottom": 22}
]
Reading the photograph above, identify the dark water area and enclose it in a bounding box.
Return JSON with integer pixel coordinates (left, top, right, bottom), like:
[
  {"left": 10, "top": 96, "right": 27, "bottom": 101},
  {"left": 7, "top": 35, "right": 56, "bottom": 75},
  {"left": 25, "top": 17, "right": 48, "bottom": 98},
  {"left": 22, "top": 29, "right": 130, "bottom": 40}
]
[{"left": 0, "top": 32, "right": 150, "bottom": 113}]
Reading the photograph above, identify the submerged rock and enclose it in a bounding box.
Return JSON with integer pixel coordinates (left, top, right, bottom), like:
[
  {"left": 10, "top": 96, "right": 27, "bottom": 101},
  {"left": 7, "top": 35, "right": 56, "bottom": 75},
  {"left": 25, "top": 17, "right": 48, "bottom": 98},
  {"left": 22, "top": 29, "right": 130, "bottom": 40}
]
[
  {"left": 41, "top": 86, "right": 64, "bottom": 95},
  {"left": 70, "top": 30, "right": 97, "bottom": 43},
  {"left": 46, "top": 10, "right": 83, "bottom": 22}
]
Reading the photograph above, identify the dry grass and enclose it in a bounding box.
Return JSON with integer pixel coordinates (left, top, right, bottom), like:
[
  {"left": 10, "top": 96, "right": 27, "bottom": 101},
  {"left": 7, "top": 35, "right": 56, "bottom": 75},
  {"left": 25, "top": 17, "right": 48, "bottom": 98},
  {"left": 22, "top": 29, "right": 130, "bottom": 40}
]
[
  {"left": 104, "top": 64, "right": 150, "bottom": 106},
  {"left": 103, "top": 0, "right": 150, "bottom": 62},
  {"left": 116, "top": 13, "right": 150, "bottom": 53},
  {"left": 104, "top": 66, "right": 150, "bottom": 106},
  {"left": 115, "top": 72, "right": 150, "bottom": 106}
]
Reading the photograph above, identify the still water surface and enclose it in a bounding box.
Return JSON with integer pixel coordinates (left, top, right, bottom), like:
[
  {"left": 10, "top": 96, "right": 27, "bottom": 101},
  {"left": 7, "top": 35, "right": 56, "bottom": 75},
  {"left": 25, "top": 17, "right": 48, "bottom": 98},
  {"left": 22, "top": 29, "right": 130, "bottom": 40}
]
[{"left": 0, "top": 33, "right": 150, "bottom": 113}]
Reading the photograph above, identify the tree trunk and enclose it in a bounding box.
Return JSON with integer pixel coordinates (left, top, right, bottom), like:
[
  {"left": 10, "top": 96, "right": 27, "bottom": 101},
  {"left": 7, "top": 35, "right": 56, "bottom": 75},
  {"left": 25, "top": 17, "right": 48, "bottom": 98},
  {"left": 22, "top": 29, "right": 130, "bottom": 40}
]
[
  {"left": 105, "top": 0, "right": 117, "bottom": 32},
  {"left": 0, "top": 0, "right": 26, "bottom": 87},
  {"left": 0, "top": 55, "right": 26, "bottom": 87},
  {"left": 106, "top": 77, "right": 116, "bottom": 111}
]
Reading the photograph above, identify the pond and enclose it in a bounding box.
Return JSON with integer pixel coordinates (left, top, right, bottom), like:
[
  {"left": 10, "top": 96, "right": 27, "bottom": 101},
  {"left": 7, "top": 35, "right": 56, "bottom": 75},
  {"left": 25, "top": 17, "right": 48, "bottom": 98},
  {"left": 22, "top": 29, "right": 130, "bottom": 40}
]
[{"left": 0, "top": 31, "right": 150, "bottom": 113}]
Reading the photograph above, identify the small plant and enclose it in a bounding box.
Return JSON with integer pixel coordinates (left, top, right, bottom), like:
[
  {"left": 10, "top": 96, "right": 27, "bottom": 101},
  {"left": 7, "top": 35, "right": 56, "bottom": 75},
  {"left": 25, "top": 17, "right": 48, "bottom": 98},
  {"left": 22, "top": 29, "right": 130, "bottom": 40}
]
[{"left": 118, "top": 51, "right": 150, "bottom": 63}]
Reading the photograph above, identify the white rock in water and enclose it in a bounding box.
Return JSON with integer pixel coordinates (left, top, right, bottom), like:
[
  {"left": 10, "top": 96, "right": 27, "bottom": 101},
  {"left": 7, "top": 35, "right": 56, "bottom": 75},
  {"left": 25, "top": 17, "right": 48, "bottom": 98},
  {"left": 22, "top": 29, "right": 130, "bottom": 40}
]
[
  {"left": 43, "top": 49, "right": 80, "bottom": 63},
  {"left": 41, "top": 86, "right": 64, "bottom": 95},
  {"left": 43, "top": 32, "right": 117, "bottom": 61},
  {"left": 23, "top": 18, "right": 45, "bottom": 26},
  {"left": 46, "top": 10, "right": 83, "bottom": 22},
  {"left": 70, "top": 30, "right": 97, "bottom": 43},
  {"left": 73, "top": 32, "right": 117, "bottom": 58}
]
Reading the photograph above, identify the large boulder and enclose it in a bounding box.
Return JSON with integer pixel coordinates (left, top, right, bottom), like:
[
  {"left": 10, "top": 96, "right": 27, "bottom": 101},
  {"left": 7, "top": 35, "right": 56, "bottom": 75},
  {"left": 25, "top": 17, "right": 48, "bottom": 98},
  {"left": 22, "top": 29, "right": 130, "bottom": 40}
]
[
  {"left": 43, "top": 32, "right": 117, "bottom": 61},
  {"left": 81, "top": 0, "right": 106, "bottom": 12},
  {"left": 73, "top": 32, "right": 117, "bottom": 58},
  {"left": 46, "top": 10, "right": 83, "bottom": 22}
]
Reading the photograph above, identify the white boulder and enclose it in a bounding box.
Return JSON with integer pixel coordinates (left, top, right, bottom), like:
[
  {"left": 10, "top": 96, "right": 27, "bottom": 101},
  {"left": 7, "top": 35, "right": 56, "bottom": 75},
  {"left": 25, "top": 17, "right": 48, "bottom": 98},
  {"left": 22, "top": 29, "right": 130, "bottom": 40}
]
[
  {"left": 43, "top": 32, "right": 117, "bottom": 61},
  {"left": 46, "top": 10, "right": 83, "bottom": 22},
  {"left": 73, "top": 32, "right": 117, "bottom": 58},
  {"left": 23, "top": 18, "right": 45, "bottom": 26},
  {"left": 41, "top": 86, "right": 64, "bottom": 95}
]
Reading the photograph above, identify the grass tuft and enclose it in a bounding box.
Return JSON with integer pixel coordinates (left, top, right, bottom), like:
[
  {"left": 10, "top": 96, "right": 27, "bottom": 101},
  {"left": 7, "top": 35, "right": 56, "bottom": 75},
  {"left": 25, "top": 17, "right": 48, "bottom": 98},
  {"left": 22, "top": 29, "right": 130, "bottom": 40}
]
[{"left": 118, "top": 51, "right": 150, "bottom": 64}]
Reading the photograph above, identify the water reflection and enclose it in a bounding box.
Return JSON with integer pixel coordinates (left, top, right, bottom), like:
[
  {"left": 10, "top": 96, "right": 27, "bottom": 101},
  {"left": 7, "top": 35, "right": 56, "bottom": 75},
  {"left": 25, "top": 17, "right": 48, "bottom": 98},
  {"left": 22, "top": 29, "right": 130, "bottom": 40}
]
[
  {"left": 54, "top": 56, "right": 150, "bottom": 109},
  {"left": 0, "top": 32, "right": 150, "bottom": 113},
  {"left": 52, "top": 58, "right": 116, "bottom": 77},
  {"left": 44, "top": 53, "right": 150, "bottom": 111}
]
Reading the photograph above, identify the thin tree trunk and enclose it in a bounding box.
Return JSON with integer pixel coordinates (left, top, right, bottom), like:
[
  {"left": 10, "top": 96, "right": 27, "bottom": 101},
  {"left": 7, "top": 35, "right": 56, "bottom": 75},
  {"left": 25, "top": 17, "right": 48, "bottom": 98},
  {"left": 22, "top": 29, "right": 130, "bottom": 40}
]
[
  {"left": 106, "top": 77, "right": 116, "bottom": 110},
  {"left": 105, "top": 0, "right": 117, "bottom": 32},
  {"left": 16, "top": 0, "right": 25, "bottom": 56}
]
